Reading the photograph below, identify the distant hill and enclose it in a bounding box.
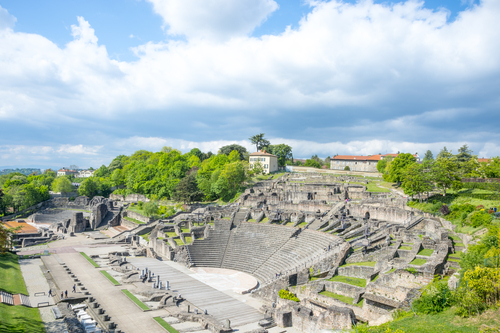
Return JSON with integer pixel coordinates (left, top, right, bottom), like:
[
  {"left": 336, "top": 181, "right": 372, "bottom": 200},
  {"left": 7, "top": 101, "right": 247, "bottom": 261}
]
[{"left": 0, "top": 168, "right": 42, "bottom": 176}]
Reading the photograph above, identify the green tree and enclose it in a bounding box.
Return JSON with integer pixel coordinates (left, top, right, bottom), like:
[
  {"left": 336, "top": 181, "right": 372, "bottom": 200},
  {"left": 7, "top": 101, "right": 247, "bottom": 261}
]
[
  {"left": 52, "top": 177, "right": 73, "bottom": 194},
  {"left": 402, "top": 164, "right": 432, "bottom": 202},
  {"left": 249, "top": 133, "right": 270, "bottom": 152},
  {"left": 268, "top": 144, "right": 293, "bottom": 167},
  {"left": 94, "top": 165, "right": 110, "bottom": 178},
  {"left": 78, "top": 178, "right": 98, "bottom": 198},
  {"left": 480, "top": 157, "right": 500, "bottom": 178},
  {"left": 387, "top": 153, "right": 417, "bottom": 183},
  {"left": 218, "top": 144, "right": 248, "bottom": 160},
  {"left": 305, "top": 159, "right": 322, "bottom": 168},
  {"left": 377, "top": 159, "right": 387, "bottom": 173},
  {"left": 431, "top": 156, "right": 461, "bottom": 196},
  {"left": 344, "top": 166, "right": 350, "bottom": 171},
  {"left": 310, "top": 154, "right": 324, "bottom": 166},
  {"left": 108, "top": 155, "right": 127, "bottom": 172},
  {"left": 211, "top": 161, "right": 247, "bottom": 201},
  {"left": 189, "top": 148, "right": 204, "bottom": 160},
  {"left": 423, "top": 150, "right": 434, "bottom": 162},
  {"left": 324, "top": 156, "right": 331, "bottom": 166},
  {"left": 0, "top": 224, "right": 22, "bottom": 253},
  {"left": 173, "top": 174, "right": 203, "bottom": 203},
  {"left": 437, "top": 146, "right": 453, "bottom": 159},
  {"left": 143, "top": 201, "right": 159, "bottom": 217},
  {"left": 456, "top": 144, "right": 473, "bottom": 163}
]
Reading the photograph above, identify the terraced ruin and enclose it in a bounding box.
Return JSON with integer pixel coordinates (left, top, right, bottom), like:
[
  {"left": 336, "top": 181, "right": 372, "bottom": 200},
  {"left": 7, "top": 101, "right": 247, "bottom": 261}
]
[{"left": 9, "top": 173, "right": 467, "bottom": 332}]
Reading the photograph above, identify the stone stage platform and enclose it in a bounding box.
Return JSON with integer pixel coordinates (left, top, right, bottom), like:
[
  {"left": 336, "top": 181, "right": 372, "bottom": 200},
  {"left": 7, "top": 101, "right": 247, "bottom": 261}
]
[{"left": 127, "top": 257, "right": 264, "bottom": 327}]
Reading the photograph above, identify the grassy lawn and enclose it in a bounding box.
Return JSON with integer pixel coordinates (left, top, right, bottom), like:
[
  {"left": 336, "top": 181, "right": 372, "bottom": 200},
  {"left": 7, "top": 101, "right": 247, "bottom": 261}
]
[
  {"left": 410, "top": 258, "right": 427, "bottom": 266},
  {"left": 248, "top": 219, "right": 256, "bottom": 222},
  {"left": 366, "top": 182, "right": 391, "bottom": 193},
  {"left": 418, "top": 249, "right": 434, "bottom": 256},
  {"left": 80, "top": 252, "right": 99, "bottom": 268},
  {"left": 184, "top": 236, "right": 193, "bottom": 245},
  {"left": 173, "top": 238, "right": 184, "bottom": 246},
  {"left": 180, "top": 228, "right": 190, "bottom": 233},
  {"left": 124, "top": 216, "right": 145, "bottom": 224},
  {"left": 359, "top": 307, "right": 500, "bottom": 333},
  {"left": 328, "top": 275, "right": 367, "bottom": 288},
  {"left": 0, "top": 253, "right": 28, "bottom": 294},
  {"left": 100, "top": 270, "right": 120, "bottom": 286},
  {"left": 320, "top": 290, "right": 354, "bottom": 304},
  {"left": 448, "top": 235, "right": 461, "bottom": 241},
  {"left": 153, "top": 317, "right": 180, "bottom": 333},
  {"left": 260, "top": 217, "right": 269, "bottom": 223},
  {"left": 454, "top": 242, "right": 466, "bottom": 247},
  {"left": 341, "top": 261, "right": 377, "bottom": 267},
  {"left": 121, "top": 289, "right": 150, "bottom": 311},
  {"left": 222, "top": 217, "right": 231, "bottom": 220},
  {"left": 297, "top": 222, "right": 307, "bottom": 227},
  {"left": 399, "top": 246, "right": 412, "bottom": 250},
  {"left": 0, "top": 303, "right": 45, "bottom": 333},
  {"left": 166, "top": 232, "right": 177, "bottom": 238},
  {"left": 386, "top": 268, "right": 396, "bottom": 274}
]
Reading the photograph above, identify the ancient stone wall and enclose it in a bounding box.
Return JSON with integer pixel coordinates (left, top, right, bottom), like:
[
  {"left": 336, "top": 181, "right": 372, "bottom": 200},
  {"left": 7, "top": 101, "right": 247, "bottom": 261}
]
[
  {"left": 125, "top": 210, "right": 153, "bottom": 223},
  {"left": 348, "top": 204, "right": 413, "bottom": 223}
]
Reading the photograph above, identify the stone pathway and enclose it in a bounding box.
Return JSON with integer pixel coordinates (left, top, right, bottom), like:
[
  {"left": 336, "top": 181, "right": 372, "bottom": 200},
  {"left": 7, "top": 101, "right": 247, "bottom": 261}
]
[
  {"left": 39, "top": 306, "right": 66, "bottom": 333},
  {"left": 128, "top": 257, "right": 264, "bottom": 327},
  {"left": 19, "top": 258, "right": 55, "bottom": 307}
]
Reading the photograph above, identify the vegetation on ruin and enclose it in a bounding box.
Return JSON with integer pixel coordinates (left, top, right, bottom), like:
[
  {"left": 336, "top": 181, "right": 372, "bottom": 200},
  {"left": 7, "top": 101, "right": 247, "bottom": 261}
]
[
  {"left": 340, "top": 261, "right": 377, "bottom": 267},
  {"left": 121, "top": 289, "right": 150, "bottom": 311},
  {"left": 279, "top": 289, "right": 300, "bottom": 302},
  {"left": 153, "top": 316, "right": 180, "bottom": 333},
  {"left": 319, "top": 290, "right": 354, "bottom": 304},
  {"left": 418, "top": 249, "right": 434, "bottom": 256},
  {"left": 80, "top": 252, "right": 100, "bottom": 268},
  {"left": 100, "top": 270, "right": 120, "bottom": 286},
  {"left": 409, "top": 258, "right": 427, "bottom": 266},
  {"left": 328, "top": 275, "right": 367, "bottom": 288},
  {"left": 123, "top": 216, "right": 146, "bottom": 224}
]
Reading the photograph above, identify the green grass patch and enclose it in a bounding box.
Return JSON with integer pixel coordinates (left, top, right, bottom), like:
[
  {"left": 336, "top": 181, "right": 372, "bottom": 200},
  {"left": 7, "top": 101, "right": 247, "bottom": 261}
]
[
  {"left": 447, "top": 258, "right": 461, "bottom": 263},
  {"left": 362, "top": 307, "right": 500, "bottom": 333},
  {"left": 399, "top": 246, "right": 412, "bottom": 250},
  {"left": 0, "top": 303, "right": 45, "bottom": 333},
  {"left": 180, "top": 228, "right": 190, "bottom": 233},
  {"left": 297, "top": 222, "right": 307, "bottom": 227},
  {"left": 319, "top": 290, "right": 354, "bottom": 304},
  {"left": 448, "top": 235, "right": 461, "bottom": 241},
  {"left": 173, "top": 238, "right": 184, "bottom": 246},
  {"left": 371, "top": 274, "right": 379, "bottom": 282},
  {"left": 355, "top": 298, "right": 364, "bottom": 307},
  {"left": 166, "top": 232, "right": 177, "bottom": 238},
  {"left": 0, "top": 253, "right": 28, "bottom": 294},
  {"left": 341, "top": 261, "right": 377, "bottom": 267},
  {"left": 184, "top": 236, "right": 193, "bottom": 244},
  {"left": 248, "top": 219, "right": 256, "bottom": 222},
  {"left": 153, "top": 317, "right": 179, "bottom": 333},
  {"left": 409, "top": 258, "right": 427, "bottom": 266},
  {"left": 328, "top": 275, "right": 367, "bottom": 288},
  {"left": 366, "top": 182, "right": 391, "bottom": 193},
  {"left": 222, "top": 217, "right": 231, "bottom": 220},
  {"left": 121, "top": 289, "right": 150, "bottom": 311},
  {"left": 140, "top": 232, "right": 150, "bottom": 242},
  {"left": 80, "top": 252, "right": 99, "bottom": 268},
  {"left": 418, "top": 249, "right": 434, "bottom": 256},
  {"left": 100, "top": 270, "right": 120, "bottom": 286},
  {"left": 386, "top": 268, "right": 396, "bottom": 274},
  {"left": 124, "top": 216, "right": 146, "bottom": 224},
  {"left": 260, "top": 217, "right": 269, "bottom": 223},
  {"left": 454, "top": 242, "right": 466, "bottom": 247},
  {"left": 402, "top": 242, "right": 414, "bottom": 245}
]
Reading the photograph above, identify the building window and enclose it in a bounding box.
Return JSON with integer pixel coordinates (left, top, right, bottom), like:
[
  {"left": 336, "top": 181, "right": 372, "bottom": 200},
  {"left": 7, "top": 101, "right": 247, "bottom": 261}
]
[{"left": 264, "top": 164, "right": 268, "bottom": 168}]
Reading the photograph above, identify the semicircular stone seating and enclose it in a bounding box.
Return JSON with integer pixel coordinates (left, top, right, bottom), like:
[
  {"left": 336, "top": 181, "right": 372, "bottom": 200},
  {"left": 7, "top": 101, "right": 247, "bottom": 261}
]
[{"left": 188, "top": 222, "right": 339, "bottom": 283}]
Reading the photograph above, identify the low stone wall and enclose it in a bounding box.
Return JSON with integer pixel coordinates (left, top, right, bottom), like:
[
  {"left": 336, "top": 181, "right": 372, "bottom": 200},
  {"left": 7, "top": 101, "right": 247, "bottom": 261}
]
[
  {"left": 125, "top": 210, "right": 153, "bottom": 223},
  {"left": 121, "top": 217, "right": 141, "bottom": 229},
  {"left": 337, "top": 265, "right": 374, "bottom": 279}
]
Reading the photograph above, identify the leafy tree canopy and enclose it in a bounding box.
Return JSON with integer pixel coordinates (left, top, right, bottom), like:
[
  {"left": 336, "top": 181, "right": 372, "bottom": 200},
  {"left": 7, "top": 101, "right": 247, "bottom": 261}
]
[
  {"left": 249, "top": 133, "right": 270, "bottom": 152},
  {"left": 218, "top": 144, "right": 247, "bottom": 160},
  {"left": 267, "top": 144, "right": 293, "bottom": 167}
]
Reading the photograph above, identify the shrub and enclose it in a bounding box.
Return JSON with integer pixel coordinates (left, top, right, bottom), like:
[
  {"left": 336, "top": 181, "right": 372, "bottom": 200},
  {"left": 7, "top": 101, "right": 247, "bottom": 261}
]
[
  {"left": 467, "top": 211, "right": 493, "bottom": 227},
  {"left": 279, "top": 289, "right": 299, "bottom": 302},
  {"left": 344, "top": 166, "right": 350, "bottom": 171},
  {"left": 439, "top": 204, "right": 450, "bottom": 215},
  {"left": 137, "top": 201, "right": 144, "bottom": 209},
  {"left": 405, "top": 267, "right": 418, "bottom": 275},
  {"left": 413, "top": 278, "right": 453, "bottom": 314}
]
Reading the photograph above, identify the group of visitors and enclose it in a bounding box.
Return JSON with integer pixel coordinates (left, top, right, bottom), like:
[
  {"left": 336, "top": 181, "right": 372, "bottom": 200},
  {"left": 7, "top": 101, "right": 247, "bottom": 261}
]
[{"left": 47, "top": 284, "right": 76, "bottom": 299}]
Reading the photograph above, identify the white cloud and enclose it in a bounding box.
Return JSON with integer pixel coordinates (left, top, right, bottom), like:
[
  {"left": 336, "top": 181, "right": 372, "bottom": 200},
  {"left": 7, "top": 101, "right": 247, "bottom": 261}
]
[
  {"left": 146, "top": 0, "right": 279, "bottom": 41},
  {"left": 0, "top": 5, "right": 16, "bottom": 30}
]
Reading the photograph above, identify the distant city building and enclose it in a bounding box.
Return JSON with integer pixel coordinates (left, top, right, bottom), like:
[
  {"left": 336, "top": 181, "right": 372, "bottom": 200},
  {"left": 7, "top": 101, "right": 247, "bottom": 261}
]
[
  {"left": 57, "top": 169, "right": 78, "bottom": 177},
  {"left": 330, "top": 154, "right": 420, "bottom": 172},
  {"left": 249, "top": 150, "right": 278, "bottom": 174},
  {"left": 75, "top": 170, "right": 95, "bottom": 178}
]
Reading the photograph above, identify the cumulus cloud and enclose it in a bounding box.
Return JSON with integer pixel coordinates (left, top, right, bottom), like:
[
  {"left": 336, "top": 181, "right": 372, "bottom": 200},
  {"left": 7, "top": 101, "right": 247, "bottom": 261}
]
[
  {"left": 0, "top": 1, "right": 500, "bottom": 167},
  {"left": 0, "top": 5, "right": 16, "bottom": 30},
  {"left": 146, "top": 0, "right": 279, "bottom": 41}
]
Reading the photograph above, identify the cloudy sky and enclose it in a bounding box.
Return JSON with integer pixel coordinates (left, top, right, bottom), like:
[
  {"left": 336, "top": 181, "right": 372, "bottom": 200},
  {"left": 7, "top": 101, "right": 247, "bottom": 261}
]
[{"left": 0, "top": 0, "right": 498, "bottom": 169}]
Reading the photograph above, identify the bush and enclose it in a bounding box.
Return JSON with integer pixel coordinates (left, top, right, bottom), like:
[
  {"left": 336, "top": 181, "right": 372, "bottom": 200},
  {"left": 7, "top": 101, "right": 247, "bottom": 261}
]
[
  {"left": 439, "top": 205, "right": 450, "bottom": 215},
  {"left": 137, "top": 201, "right": 144, "bottom": 209},
  {"left": 143, "top": 202, "right": 159, "bottom": 217},
  {"left": 344, "top": 166, "right": 350, "bottom": 171},
  {"left": 279, "top": 289, "right": 299, "bottom": 302},
  {"left": 467, "top": 211, "right": 493, "bottom": 227},
  {"left": 413, "top": 278, "right": 453, "bottom": 314}
]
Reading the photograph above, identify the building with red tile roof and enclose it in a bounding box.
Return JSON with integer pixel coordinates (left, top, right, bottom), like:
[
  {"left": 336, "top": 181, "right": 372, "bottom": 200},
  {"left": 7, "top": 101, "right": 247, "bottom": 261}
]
[{"left": 330, "top": 153, "right": 419, "bottom": 172}]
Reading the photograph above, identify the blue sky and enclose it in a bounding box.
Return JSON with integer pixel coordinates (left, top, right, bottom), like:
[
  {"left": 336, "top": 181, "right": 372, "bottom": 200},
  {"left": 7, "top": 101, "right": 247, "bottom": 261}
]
[{"left": 0, "top": 0, "right": 498, "bottom": 168}]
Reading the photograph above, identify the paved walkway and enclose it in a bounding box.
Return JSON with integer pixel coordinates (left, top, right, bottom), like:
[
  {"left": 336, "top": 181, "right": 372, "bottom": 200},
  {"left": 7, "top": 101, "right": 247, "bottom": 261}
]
[
  {"left": 39, "top": 306, "right": 66, "bottom": 333},
  {"left": 19, "top": 258, "right": 55, "bottom": 307},
  {"left": 52, "top": 252, "right": 167, "bottom": 333},
  {"left": 128, "top": 257, "right": 264, "bottom": 327}
]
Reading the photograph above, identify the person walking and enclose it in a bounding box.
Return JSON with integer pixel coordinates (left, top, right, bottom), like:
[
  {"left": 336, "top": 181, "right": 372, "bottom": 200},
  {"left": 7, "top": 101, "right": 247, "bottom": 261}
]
[
  {"left": 60, "top": 292, "right": 63, "bottom": 300},
  {"left": 48, "top": 289, "right": 52, "bottom": 297},
  {"left": 72, "top": 284, "right": 76, "bottom": 293},
  {"left": 65, "top": 290, "right": 68, "bottom": 298}
]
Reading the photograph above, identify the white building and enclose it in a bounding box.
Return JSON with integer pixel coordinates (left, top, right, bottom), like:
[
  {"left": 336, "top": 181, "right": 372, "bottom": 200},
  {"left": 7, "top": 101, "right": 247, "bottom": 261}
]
[
  {"left": 75, "top": 170, "right": 95, "bottom": 178},
  {"left": 249, "top": 151, "right": 279, "bottom": 174},
  {"left": 57, "top": 169, "right": 78, "bottom": 177}
]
